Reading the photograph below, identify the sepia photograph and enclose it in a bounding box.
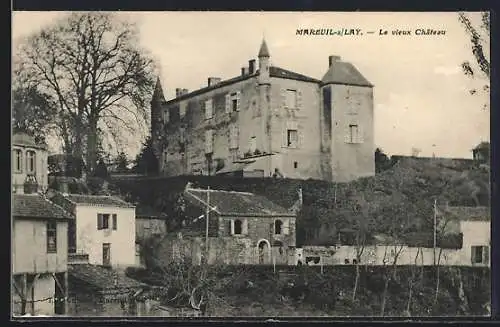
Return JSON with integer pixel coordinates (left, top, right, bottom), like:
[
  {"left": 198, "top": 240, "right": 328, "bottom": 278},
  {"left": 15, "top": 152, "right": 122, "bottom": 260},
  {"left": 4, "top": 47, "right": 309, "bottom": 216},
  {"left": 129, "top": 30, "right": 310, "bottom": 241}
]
[{"left": 11, "top": 11, "right": 490, "bottom": 318}]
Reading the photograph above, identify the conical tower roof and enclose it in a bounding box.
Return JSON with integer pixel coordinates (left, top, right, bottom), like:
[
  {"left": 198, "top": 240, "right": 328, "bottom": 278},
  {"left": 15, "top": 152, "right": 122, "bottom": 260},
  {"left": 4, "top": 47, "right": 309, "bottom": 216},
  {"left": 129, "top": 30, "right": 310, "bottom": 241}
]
[
  {"left": 258, "top": 39, "right": 270, "bottom": 58},
  {"left": 152, "top": 77, "right": 166, "bottom": 102}
]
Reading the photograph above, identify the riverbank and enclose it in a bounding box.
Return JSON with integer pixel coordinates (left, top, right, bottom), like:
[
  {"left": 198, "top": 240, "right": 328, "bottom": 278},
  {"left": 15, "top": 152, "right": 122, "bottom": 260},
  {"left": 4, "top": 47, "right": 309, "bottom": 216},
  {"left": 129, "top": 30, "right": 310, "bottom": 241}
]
[{"left": 126, "top": 264, "right": 490, "bottom": 317}]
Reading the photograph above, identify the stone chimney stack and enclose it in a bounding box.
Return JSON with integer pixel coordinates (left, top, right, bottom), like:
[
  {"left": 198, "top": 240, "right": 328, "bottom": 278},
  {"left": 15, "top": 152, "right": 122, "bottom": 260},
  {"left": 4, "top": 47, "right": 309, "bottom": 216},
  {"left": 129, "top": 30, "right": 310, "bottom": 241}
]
[
  {"left": 23, "top": 175, "right": 39, "bottom": 194},
  {"left": 328, "top": 55, "right": 341, "bottom": 67},
  {"left": 248, "top": 59, "right": 256, "bottom": 74},
  {"left": 181, "top": 88, "right": 189, "bottom": 95},
  {"left": 208, "top": 77, "right": 221, "bottom": 87},
  {"left": 241, "top": 67, "right": 249, "bottom": 76},
  {"left": 175, "top": 88, "right": 182, "bottom": 97}
]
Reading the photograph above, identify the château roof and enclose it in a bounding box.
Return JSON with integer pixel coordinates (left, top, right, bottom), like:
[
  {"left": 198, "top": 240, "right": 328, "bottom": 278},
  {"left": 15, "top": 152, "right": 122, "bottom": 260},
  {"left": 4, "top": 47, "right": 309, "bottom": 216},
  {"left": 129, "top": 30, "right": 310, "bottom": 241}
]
[
  {"left": 321, "top": 60, "right": 373, "bottom": 87},
  {"left": 270, "top": 66, "right": 321, "bottom": 83},
  {"left": 258, "top": 39, "right": 270, "bottom": 57},
  {"left": 152, "top": 77, "right": 166, "bottom": 103}
]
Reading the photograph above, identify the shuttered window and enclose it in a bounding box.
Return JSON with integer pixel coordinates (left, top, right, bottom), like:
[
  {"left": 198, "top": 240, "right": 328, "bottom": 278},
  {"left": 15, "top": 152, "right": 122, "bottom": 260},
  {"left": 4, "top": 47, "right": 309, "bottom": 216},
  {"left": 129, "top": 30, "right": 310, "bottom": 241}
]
[
  {"left": 205, "top": 129, "right": 214, "bottom": 154},
  {"left": 229, "top": 124, "right": 239, "bottom": 149},
  {"left": 112, "top": 214, "right": 117, "bottom": 230},
  {"left": 47, "top": 220, "right": 57, "bottom": 253},
  {"left": 205, "top": 99, "right": 213, "bottom": 119}
]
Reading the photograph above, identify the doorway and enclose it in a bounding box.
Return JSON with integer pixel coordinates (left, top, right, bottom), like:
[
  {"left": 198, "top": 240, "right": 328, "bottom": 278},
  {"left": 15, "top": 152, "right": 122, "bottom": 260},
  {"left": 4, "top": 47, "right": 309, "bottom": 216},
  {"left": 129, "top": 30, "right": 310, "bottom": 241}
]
[
  {"left": 257, "top": 240, "right": 270, "bottom": 264},
  {"left": 102, "top": 243, "right": 111, "bottom": 266}
]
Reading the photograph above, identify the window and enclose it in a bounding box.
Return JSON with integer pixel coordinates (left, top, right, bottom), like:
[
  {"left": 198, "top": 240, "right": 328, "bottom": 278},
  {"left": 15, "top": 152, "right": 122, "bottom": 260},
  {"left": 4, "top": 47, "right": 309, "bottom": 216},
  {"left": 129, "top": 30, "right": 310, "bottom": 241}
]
[
  {"left": 97, "top": 214, "right": 110, "bottom": 230},
  {"left": 348, "top": 124, "right": 359, "bottom": 143},
  {"left": 135, "top": 243, "right": 141, "bottom": 256},
  {"left": 13, "top": 149, "right": 22, "bottom": 172},
  {"left": 234, "top": 219, "right": 243, "bottom": 235},
  {"left": 47, "top": 220, "right": 57, "bottom": 253},
  {"left": 286, "top": 89, "right": 297, "bottom": 109},
  {"left": 205, "top": 99, "right": 213, "bottom": 119},
  {"left": 226, "top": 92, "right": 241, "bottom": 113},
  {"left": 249, "top": 136, "right": 257, "bottom": 153},
  {"left": 294, "top": 161, "right": 298, "bottom": 169},
  {"left": 163, "top": 109, "right": 169, "bottom": 124},
  {"left": 112, "top": 214, "right": 117, "bottom": 230},
  {"left": 205, "top": 129, "right": 214, "bottom": 154},
  {"left": 275, "top": 220, "right": 283, "bottom": 235},
  {"left": 102, "top": 243, "right": 111, "bottom": 266},
  {"left": 26, "top": 150, "right": 36, "bottom": 173},
  {"left": 229, "top": 124, "right": 239, "bottom": 149},
  {"left": 287, "top": 129, "right": 298, "bottom": 148},
  {"left": 471, "top": 245, "right": 489, "bottom": 264}
]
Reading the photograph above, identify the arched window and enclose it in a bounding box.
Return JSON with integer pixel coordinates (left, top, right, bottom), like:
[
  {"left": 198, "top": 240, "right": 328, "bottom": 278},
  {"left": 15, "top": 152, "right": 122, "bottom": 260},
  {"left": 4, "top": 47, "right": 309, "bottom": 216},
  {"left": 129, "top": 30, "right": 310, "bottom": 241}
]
[
  {"left": 234, "top": 219, "right": 242, "bottom": 235},
  {"left": 13, "top": 149, "right": 22, "bottom": 172},
  {"left": 26, "top": 150, "right": 36, "bottom": 173},
  {"left": 274, "top": 220, "right": 283, "bottom": 235}
]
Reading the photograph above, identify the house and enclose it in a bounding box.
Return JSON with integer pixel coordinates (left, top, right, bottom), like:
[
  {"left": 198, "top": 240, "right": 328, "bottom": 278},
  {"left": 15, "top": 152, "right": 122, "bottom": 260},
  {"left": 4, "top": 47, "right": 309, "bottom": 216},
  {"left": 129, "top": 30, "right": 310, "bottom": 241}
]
[
  {"left": 50, "top": 193, "right": 137, "bottom": 268},
  {"left": 154, "top": 185, "right": 298, "bottom": 265},
  {"left": 151, "top": 39, "right": 375, "bottom": 182},
  {"left": 135, "top": 205, "right": 167, "bottom": 267},
  {"left": 67, "top": 264, "right": 158, "bottom": 316},
  {"left": 12, "top": 183, "right": 73, "bottom": 316},
  {"left": 297, "top": 206, "right": 490, "bottom": 267},
  {"left": 12, "top": 132, "right": 49, "bottom": 194}
]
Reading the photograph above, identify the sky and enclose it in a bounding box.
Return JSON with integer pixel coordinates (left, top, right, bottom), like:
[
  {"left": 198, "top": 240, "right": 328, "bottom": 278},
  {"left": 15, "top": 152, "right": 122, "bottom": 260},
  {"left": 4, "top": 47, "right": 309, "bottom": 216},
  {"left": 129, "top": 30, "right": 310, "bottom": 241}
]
[{"left": 12, "top": 11, "right": 490, "bottom": 160}]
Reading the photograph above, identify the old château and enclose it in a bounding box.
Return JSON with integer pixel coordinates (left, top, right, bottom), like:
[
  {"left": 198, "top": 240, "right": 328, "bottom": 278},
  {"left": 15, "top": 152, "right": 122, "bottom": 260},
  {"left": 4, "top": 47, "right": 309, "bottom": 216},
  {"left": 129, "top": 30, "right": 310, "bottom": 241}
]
[{"left": 151, "top": 39, "right": 375, "bottom": 182}]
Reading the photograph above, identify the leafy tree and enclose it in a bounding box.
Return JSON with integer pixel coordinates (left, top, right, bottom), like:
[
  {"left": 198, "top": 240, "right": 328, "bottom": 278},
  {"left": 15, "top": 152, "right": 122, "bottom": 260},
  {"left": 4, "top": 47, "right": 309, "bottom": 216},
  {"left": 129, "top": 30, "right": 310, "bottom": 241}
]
[
  {"left": 14, "top": 12, "right": 157, "bottom": 174},
  {"left": 48, "top": 154, "right": 86, "bottom": 178},
  {"left": 133, "top": 136, "right": 159, "bottom": 175},
  {"left": 375, "top": 147, "right": 392, "bottom": 173},
  {"left": 116, "top": 152, "right": 129, "bottom": 173}
]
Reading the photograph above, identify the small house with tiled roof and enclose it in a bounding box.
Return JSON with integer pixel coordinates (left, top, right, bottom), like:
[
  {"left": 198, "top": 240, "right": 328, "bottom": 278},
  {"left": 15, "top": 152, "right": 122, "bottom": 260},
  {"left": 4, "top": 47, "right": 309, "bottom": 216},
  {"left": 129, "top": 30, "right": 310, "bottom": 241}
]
[
  {"left": 50, "top": 193, "right": 137, "bottom": 268},
  {"left": 12, "top": 182, "right": 74, "bottom": 316},
  {"left": 151, "top": 39, "right": 374, "bottom": 182},
  {"left": 155, "top": 185, "right": 297, "bottom": 265}
]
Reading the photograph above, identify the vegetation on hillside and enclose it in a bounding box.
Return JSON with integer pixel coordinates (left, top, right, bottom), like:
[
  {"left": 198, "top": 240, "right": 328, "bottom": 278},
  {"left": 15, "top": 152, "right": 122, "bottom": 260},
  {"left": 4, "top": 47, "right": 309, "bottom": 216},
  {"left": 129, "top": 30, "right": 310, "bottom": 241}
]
[{"left": 111, "top": 156, "right": 489, "bottom": 246}]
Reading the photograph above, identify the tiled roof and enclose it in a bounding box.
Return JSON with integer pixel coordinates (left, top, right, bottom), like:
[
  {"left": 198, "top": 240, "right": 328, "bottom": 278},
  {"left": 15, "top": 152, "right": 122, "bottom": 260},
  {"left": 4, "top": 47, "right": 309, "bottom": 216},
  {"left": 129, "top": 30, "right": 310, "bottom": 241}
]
[
  {"left": 445, "top": 206, "right": 490, "bottom": 222},
  {"left": 184, "top": 188, "right": 293, "bottom": 216},
  {"left": 270, "top": 66, "right": 321, "bottom": 83},
  {"left": 12, "top": 132, "right": 48, "bottom": 150},
  {"left": 13, "top": 194, "right": 73, "bottom": 220},
  {"left": 62, "top": 194, "right": 135, "bottom": 208},
  {"left": 321, "top": 61, "right": 373, "bottom": 87},
  {"left": 68, "top": 264, "right": 147, "bottom": 291},
  {"left": 136, "top": 204, "right": 165, "bottom": 218}
]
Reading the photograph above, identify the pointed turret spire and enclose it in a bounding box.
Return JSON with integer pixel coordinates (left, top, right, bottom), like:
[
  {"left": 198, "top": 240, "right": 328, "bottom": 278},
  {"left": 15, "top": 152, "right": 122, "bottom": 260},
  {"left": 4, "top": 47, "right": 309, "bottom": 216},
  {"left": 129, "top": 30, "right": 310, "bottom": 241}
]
[
  {"left": 152, "top": 77, "right": 166, "bottom": 102},
  {"left": 258, "top": 38, "right": 270, "bottom": 58}
]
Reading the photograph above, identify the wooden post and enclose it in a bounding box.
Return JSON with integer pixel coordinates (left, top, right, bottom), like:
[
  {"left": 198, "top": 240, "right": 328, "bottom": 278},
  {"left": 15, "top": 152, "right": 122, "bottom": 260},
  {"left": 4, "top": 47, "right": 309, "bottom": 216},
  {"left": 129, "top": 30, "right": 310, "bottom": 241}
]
[
  {"left": 64, "top": 271, "right": 68, "bottom": 315},
  {"left": 22, "top": 274, "right": 28, "bottom": 315}
]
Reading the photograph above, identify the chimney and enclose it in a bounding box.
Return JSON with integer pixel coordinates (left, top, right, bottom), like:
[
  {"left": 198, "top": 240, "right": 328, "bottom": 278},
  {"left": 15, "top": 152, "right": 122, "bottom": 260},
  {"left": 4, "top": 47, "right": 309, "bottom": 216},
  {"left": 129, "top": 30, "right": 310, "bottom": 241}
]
[
  {"left": 241, "top": 67, "right": 249, "bottom": 76},
  {"left": 181, "top": 88, "right": 189, "bottom": 95},
  {"left": 208, "top": 77, "right": 221, "bottom": 87},
  {"left": 175, "top": 88, "right": 182, "bottom": 97},
  {"left": 328, "top": 55, "right": 341, "bottom": 67},
  {"left": 23, "top": 175, "right": 39, "bottom": 194},
  {"left": 248, "top": 59, "right": 256, "bottom": 74}
]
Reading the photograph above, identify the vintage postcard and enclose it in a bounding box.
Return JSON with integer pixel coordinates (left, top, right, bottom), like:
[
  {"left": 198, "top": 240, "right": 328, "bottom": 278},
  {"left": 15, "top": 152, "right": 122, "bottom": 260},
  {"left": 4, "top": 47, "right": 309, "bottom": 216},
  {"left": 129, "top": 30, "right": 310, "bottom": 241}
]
[{"left": 11, "top": 11, "right": 490, "bottom": 318}]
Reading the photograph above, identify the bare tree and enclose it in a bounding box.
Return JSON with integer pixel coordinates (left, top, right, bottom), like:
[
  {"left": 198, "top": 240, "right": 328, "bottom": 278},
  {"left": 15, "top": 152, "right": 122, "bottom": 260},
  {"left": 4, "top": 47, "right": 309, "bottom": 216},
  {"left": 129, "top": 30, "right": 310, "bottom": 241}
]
[
  {"left": 380, "top": 237, "right": 404, "bottom": 317},
  {"left": 405, "top": 246, "right": 423, "bottom": 316},
  {"left": 458, "top": 12, "right": 490, "bottom": 109},
  {"left": 14, "top": 12, "right": 156, "bottom": 172}
]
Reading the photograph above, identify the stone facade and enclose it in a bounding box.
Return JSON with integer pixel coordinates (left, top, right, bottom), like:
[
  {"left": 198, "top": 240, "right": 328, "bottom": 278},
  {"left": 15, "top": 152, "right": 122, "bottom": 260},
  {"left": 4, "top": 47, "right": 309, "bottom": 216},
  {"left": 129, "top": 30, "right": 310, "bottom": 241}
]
[{"left": 151, "top": 40, "right": 375, "bottom": 182}]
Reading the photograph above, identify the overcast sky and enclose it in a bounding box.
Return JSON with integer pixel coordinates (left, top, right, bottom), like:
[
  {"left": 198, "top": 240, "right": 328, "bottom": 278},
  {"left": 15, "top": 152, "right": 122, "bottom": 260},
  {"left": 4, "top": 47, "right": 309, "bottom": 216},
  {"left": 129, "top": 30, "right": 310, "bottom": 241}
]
[{"left": 12, "top": 11, "right": 490, "bottom": 160}]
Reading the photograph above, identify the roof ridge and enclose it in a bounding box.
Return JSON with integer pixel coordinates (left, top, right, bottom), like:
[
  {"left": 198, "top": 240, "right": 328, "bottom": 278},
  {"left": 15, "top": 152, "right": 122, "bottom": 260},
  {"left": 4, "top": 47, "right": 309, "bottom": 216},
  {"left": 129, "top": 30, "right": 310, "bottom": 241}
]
[{"left": 42, "top": 195, "right": 74, "bottom": 219}]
